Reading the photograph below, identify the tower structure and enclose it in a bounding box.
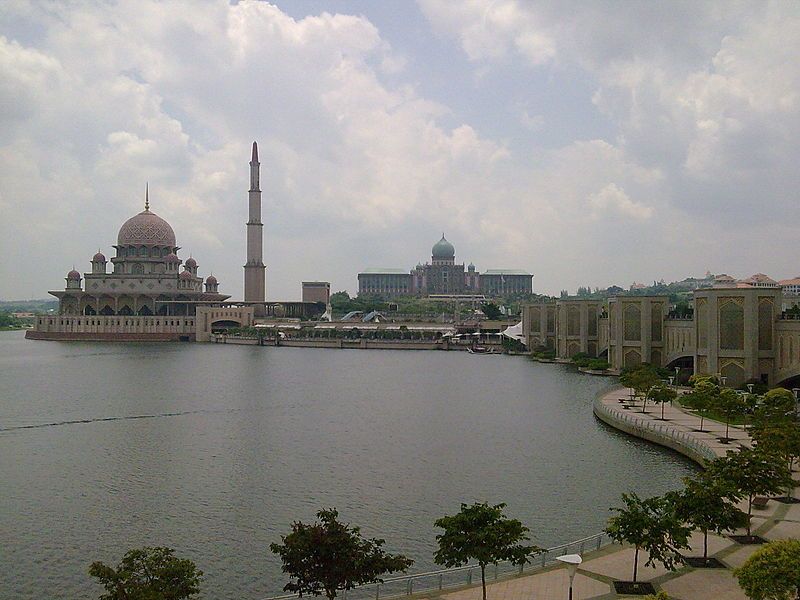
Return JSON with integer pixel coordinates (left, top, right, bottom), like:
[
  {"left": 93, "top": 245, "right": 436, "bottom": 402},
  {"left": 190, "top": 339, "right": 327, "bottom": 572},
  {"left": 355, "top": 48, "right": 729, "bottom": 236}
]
[{"left": 244, "top": 141, "right": 266, "bottom": 305}]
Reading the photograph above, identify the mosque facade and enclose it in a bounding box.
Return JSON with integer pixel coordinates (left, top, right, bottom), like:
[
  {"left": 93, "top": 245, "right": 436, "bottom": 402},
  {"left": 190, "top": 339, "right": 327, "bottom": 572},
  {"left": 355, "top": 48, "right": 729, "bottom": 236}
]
[
  {"left": 26, "top": 155, "right": 261, "bottom": 341},
  {"left": 357, "top": 235, "right": 533, "bottom": 298}
]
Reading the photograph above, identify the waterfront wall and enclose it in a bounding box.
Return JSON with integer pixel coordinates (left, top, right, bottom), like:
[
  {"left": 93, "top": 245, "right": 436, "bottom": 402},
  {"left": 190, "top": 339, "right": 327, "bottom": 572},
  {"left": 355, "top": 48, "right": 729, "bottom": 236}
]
[
  {"left": 592, "top": 390, "right": 717, "bottom": 467},
  {"left": 26, "top": 315, "right": 196, "bottom": 341},
  {"left": 211, "top": 335, "right": 453, "bottom": 351}
]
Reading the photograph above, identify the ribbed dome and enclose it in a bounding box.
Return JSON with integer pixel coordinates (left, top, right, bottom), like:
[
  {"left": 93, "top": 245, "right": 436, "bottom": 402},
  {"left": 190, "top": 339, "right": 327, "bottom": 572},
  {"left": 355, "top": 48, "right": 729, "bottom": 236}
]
[
  {"left": 179, "top": 270, "right": 193, "bottom": 280},
  {"left": 205, "top": 275, "right": 217, "bottom": 285},
  {"left": 92, "top": 252, "right": 106, "bottom": 262},
  {"left": 67, "top": 269, "right": 81, "bottom": 280},
  {"left": 432, "top": 235, "right": 455, "bottom": 259},
  {"left": 117, "top": 209, "right": 176, "bottom": 247},
  {"left": 164, "top": 253, "right": 180, "bottom": 263},
  {"left": 185, "top": 257, "right": 197, "bottom": 268}
]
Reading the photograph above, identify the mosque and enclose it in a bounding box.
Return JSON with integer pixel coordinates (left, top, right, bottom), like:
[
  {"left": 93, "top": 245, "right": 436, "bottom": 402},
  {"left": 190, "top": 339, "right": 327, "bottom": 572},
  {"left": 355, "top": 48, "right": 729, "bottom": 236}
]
[
  {"left": 49, "top": 186, "right": 230, "bottom": 318},
  {"left": 26, "top": 146, "right": 270, "bottom": 341}
]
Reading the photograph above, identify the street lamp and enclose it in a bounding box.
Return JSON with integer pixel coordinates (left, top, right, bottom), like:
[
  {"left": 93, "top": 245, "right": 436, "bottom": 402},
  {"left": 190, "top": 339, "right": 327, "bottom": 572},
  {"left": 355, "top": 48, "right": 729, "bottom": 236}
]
[
  {"left": 793, "top": 388, "right": 800, "bottom": 421},
  {"left": 556, "top": 554, "right": 582, "bottom": 600},
  {"left": 747, "top": 383, "right": 755, "bottom": 394}
]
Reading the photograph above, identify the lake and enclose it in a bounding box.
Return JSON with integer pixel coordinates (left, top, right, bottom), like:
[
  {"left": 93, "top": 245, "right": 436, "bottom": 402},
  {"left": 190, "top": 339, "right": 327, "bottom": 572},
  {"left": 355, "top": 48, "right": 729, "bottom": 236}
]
[{"left": 0, "top": 331, "right": 696, "bottom": 599}]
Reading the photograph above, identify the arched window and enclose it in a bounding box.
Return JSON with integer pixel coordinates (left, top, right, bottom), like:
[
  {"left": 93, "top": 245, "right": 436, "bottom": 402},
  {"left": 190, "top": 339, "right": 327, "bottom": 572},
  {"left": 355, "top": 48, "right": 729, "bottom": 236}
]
[
  {"left": 132, "top": 263, "right": 144, "bottom": 275},
  {"left": 758, "top": 298, "right": 773, "bottom": 351},
  {"left": 623, "top": 304, "right": 641, "bottom": 342},
  {"left": 624, "top": 349, "right": 641, "bottom": 368},
  {"left": 719, "top": 299, "right": 744, "bottom": 350},
  {"left": 697, "top": 298, "right": 708, "bottom": 348},
  {"left": 567, "top": 306, "right": 580, "bottom": 336}
]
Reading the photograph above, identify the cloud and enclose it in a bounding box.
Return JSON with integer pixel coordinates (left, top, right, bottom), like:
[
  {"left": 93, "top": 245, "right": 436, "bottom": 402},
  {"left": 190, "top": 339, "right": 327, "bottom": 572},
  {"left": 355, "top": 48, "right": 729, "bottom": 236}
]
[
  {"left": 2, "top": 1, "right": 799, "bottom": 301},
  {"left": 587, "top": 183, "right": 653, "bottom": 221}
]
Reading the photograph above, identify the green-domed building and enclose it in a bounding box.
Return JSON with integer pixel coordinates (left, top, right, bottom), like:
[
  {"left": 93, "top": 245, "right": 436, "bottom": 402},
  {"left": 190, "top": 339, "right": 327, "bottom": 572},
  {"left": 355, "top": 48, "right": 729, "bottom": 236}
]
[{"left": 357, "top": 235, "right": 532, "bottom": 298}]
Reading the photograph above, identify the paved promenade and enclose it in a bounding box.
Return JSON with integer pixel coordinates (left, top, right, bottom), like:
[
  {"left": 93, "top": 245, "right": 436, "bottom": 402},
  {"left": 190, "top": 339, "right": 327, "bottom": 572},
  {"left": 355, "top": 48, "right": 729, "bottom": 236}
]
[{"left": 417, "top": 387, "right": 800, "bottom": 600}]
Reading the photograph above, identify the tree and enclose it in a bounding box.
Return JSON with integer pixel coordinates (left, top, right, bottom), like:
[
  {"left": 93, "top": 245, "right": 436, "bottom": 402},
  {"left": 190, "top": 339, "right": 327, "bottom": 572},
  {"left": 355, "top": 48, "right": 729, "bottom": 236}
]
[
  {"left": 270, "top": 508, "right": 412, "bottom": 600},
  {"left": 605, "top": 493, "right": 691, "bottom": 583},
  {"left": 754, "top": 388, "right": 797, "bottom": 426},
  {"left": 481, "top": 303, "right": 503, "bottom": 320},
  {"left": 620, "top": 365, "right": 662, "bottom": 410},
  {"left": 672, "top": 473, "right": 745, "bottom": 562},
  {"left": 707, "top": 447, "right": 793, "bottom": 537},
  {"left": 713, "top": 388, "right": 747, "bottom": 442},
  {"left": 751, "top": 422, "right": 800, "bottom": 497},
  {"left": 88, "top": 547, "right": 203, "bottom": 600},
  {"left": 648, "top": 383, "right": 677, "bottom": 420},
  {"left": 681, "top": 379, "right": 718, "bottom": 432},
  {"left": 434, "top": 502, "right": 540, "bottom": 600},
  {"left": 735, "top": 539, "right": 800, "bottom": 600}
]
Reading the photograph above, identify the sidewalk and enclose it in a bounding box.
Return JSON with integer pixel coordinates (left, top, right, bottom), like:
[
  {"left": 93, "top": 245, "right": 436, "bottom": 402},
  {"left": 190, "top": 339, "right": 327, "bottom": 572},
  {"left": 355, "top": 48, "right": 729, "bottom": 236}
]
[{"left": 416, "top": 388, "right": 799, "bottom": 600}]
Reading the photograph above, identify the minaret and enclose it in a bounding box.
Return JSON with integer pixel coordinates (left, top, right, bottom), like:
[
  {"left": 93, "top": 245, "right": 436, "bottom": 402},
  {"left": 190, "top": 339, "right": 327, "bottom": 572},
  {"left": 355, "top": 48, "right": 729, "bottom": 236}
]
[{"left": 244, "top": 141, "right": 266, "bottom": 304}]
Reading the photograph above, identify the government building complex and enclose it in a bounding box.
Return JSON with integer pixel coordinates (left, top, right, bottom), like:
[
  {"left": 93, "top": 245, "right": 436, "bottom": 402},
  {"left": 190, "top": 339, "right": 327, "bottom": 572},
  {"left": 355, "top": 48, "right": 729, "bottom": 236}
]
[
  {"left": 522, "top": 282, "right": 800, "bottom": 389},
  {"left": 357, "top": 235, "right": 532, "bottom": 298}
]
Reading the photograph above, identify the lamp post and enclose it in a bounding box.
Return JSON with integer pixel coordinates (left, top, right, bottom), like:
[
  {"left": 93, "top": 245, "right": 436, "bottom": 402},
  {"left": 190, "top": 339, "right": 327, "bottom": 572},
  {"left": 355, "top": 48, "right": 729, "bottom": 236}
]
[
  {"left": 668, "top": 376, "right": 675, "bottom": 406},
  {"left": 556, "top": 554, "right": 582, "bottom": 600},
  {"left": 793, "top": 388, "right": 800, "bottom": 421},
  {"left": 747, "top": 383, "right": 754, "bottom": 394}
]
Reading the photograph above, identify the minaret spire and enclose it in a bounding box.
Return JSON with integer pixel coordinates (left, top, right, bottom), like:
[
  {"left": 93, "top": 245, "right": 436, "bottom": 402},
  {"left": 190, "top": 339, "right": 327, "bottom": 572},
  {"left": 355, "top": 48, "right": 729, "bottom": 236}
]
[
  {"left": 244, "top": 141, "right": 266, "bottom": 308},
  {"left": 145, "top": 182, "right": 150, "bottom": 212}
]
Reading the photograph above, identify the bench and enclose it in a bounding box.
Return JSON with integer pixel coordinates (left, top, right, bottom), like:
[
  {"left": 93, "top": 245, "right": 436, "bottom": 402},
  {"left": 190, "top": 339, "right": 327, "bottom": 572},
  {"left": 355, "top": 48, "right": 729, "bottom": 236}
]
[{"left": 752, "top": 496, "right": 769, "bottom": 509}]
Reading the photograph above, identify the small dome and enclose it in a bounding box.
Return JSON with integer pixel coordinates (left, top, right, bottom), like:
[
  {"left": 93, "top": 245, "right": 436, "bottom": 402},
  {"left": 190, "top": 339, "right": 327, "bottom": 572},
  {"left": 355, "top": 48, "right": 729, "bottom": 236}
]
[
  {"left": 179, "top": 270, "right": 193, "bottom": 280},
  {"left": 432, "top": 234, "right": 455, "bottom": 259},
  {"left": 67, "top": 269, "right": 81, "bottom": 280},
  {"left": 468, "top": 263, "right": 475, "bottom": 271},
  {"left": 205, "top": 275, "right": 217, "bottom": 285},
  {"left": 93, "top": 251, "right": 106, "bottom": 262},
  {"left": 164, "top": 253, "right": 180, "bottom": 263},
  {"left": 185, "top": 257, "right": 197, "bottom": 268},
  {"left": 117, "top": 209, "right": 176, "bottom": 247}
]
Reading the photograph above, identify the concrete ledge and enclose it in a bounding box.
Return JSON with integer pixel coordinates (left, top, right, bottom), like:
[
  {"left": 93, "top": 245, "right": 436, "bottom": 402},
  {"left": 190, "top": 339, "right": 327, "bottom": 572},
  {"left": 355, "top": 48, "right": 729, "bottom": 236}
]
[
  {"left": 593, "top": 390, "right": 717, "bottom": 467},
  {"left": 25, "top": 330, "right": 191, "bottom": 342}
]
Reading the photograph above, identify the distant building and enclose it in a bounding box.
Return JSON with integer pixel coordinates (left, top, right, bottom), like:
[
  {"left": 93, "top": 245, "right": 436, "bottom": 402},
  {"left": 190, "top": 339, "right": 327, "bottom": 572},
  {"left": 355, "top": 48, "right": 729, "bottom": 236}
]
[
  {"left": 358, "top": 235, "right": 532, "bottom": 298},
  {"left": 779, "top": 277, "right": 800, "bottom": 295},
  {"left": 302, "top": 281, "right": 330, "bottom": 305},
  {"left": 739, "top": 273, "right": 779, "bottom": 288}
]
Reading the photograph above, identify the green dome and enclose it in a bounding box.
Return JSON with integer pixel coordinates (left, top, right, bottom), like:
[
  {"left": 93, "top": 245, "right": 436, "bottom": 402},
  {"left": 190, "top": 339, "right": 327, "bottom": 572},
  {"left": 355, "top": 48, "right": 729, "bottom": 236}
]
[{"left": 432, "top": 234, "right": 455, "bottom": 259}]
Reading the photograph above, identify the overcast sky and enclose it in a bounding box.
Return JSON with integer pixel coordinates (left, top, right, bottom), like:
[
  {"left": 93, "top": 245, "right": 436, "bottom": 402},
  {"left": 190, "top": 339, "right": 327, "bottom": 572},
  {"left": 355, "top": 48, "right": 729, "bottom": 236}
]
[{"left": 1, "top": 0, "right": 799, "bottom": 301}]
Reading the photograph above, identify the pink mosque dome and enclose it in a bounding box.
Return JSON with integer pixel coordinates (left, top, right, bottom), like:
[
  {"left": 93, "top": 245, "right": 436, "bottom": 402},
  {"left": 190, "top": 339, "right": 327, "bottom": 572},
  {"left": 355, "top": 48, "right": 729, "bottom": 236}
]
[
  {"left": 164, "top": 253, "right": 180, "bottom": 263},
  {"left": 67, "top": 269, "right": 81, "bottom": 280},
  {"left": 205, "top": 275, "right": 217, "bottom": 285},
  {"left": 185, "top": 257, "right": 197, "bottom": 268},
  {"left": 117, "top": 209, "right": 176, "bottom": 247},
  {"left": 92, "top": 251, "right": 106, "bottom": 262},
  {"left": 179, "top": 270, "right": 193, "bottom": 280}
]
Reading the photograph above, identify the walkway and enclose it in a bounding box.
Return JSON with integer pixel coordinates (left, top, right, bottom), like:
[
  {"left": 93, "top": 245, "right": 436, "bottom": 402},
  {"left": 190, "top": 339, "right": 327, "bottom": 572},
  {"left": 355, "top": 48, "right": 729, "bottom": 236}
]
[{"left": 414, "top": 387, "right": 800, "bottom": 600}]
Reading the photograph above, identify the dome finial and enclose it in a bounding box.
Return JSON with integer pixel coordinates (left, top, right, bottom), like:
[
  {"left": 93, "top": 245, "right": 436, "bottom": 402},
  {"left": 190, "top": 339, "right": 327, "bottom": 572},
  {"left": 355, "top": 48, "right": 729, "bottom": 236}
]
[
  {"left": 145, "top": 182, "right": 150, "bottom": 212},
  {"left": 251, "top": 141, "right": 259, "bottom": 163}
]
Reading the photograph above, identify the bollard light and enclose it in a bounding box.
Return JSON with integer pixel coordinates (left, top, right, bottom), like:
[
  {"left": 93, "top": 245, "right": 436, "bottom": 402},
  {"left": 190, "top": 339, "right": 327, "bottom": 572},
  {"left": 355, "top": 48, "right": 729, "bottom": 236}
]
[{"left": 556, "top": 554, "right": 582, "bottom": 600}]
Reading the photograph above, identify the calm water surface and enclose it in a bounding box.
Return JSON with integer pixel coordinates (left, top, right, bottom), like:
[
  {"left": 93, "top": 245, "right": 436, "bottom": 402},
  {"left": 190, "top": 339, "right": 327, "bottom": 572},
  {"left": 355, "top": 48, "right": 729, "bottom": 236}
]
[{"left": 0, "top": 331, "right": 696, "bottom": 599}]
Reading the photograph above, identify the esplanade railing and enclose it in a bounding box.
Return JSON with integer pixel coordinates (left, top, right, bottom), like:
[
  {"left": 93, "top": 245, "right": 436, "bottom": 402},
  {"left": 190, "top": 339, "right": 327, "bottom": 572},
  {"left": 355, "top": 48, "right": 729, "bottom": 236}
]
[
  {"left": 262, "top": 532, "right": 609, "bottom": 600},
  {"left": 593, "top": 392, "right": 719, "bottom": 464}
]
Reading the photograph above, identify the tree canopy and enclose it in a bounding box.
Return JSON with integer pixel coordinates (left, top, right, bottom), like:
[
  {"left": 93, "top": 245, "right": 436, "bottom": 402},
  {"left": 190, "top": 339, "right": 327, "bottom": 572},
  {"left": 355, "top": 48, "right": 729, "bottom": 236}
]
[
  {"left": 605, "top": 493, "right": 691, "bottom": 582},
  {"left": 434, "top": 502, "right": 540, "bottom": 600},
  {"left": 88, "top": 546, "right": 203, "bottom": 600},
  {"left": 735, "top": 538, "right": 800, "bottom": 600},
  {"left": 707, "top": 447, "right": 793, "bottom": 537},
  {"left": 672, "top": 473, "right": 745, "bottom": 560},
  {"left": 270, "top": 508, "right": 412, "bottom": 600}
]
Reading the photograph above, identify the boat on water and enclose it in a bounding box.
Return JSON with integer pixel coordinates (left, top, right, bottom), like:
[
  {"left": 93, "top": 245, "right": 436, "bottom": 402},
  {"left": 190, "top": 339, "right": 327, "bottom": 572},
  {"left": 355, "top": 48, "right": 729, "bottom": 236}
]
[{"left": 467, "top": 346, "right": 498, "bottom": 354}]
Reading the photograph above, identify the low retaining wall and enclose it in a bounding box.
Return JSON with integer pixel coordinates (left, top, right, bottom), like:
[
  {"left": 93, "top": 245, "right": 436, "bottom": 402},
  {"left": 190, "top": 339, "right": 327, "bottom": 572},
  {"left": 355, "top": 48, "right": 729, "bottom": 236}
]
[
  {"left": 592, "top": 391, "right": 717, "bottom": 467},
  {"left": 25, "top": 331, "right": 191, "bottom": 342},
  {"left": 211, "top": 336, "right": 468, "bottom": 351}
]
